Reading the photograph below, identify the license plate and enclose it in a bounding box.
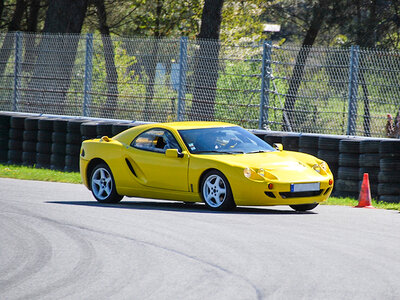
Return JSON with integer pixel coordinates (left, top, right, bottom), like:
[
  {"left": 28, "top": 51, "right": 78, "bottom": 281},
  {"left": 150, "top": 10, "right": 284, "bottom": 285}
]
[{"left": 290, "top": 182, "right": 320, "bottom": 192}]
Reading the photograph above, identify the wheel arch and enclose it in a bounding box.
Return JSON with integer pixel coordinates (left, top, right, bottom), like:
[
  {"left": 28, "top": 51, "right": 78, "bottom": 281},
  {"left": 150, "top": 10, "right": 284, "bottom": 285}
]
[
  {"left": 198, "top": 168, "right": 221, "bottom": 193},
  {"left": 86, "top": 158, "right": 108, "bottom": 190}
]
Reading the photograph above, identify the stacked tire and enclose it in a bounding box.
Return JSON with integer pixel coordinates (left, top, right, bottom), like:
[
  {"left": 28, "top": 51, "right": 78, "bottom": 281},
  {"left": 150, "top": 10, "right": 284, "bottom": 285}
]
[
  {"left": 359, "top": 139, "right": 380, "bottom": 199},
  {"left": 318, "top": 136, "right": 341, "bottom": 193},
  {"left": 65, "top": 119, "right": 86, "bottom": 172},
  {"left": 0, "top": 113, "right": 11, "bottom": 163},
  {"left": 336, "top": 139, "right": 361, "bottom": 198},
  {"left": 36, "top": 118, "right": 54, "bottom": 169},
  {"left": 112, "top": 122, "right": 135, "bottom": 136},
  {"left": 81, "top": 121, "right": 100, "bottom": 141},
  {"left": 8, "top": 115, "right": 26, "bottom": 164},
  {"left": 299, "top": 134, "right": 319, "bottom": 157},
  {"left": 51, "top": 119, "right": 68, "bottom": 170},
  {"left": 378, "top": 140, "right": 400, "bottom": 203},
  {"left": 282, "top": 133, "right": 300, "bottom": 152},
  {"left": 264, "top": 132, "right": 284, "bottom": 146},
  {"left": 22, "top": 117, "right": 40, "bottom": 166}
]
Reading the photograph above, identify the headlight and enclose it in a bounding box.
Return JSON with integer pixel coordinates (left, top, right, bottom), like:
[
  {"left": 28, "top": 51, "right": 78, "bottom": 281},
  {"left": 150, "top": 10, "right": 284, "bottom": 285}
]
[
  {"left": 244, "top": 167, "right": 252, "bottom": 178},
  {"left": 313, "top": 162, "right": 328, "bottom": 173},
  {"left": 257, "top": 168, "right": 265, "bottom": 177}
]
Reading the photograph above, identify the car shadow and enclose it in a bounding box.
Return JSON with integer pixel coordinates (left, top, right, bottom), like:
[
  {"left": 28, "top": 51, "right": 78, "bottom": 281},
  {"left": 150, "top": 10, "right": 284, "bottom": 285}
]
[{"left": 46, "top": 200, "right": 318, "bottom": 215}]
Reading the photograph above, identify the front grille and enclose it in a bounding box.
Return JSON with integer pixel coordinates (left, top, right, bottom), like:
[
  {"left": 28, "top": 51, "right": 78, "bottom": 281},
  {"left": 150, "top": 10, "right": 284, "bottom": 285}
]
[{"left": 279, "top": 189, "right": 323, "bottom": 199}]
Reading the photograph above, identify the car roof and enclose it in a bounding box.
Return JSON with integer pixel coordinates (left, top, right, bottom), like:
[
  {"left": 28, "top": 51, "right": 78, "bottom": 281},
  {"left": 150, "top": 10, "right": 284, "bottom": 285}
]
[{"left": 160, "top": 121, "right": 238, "bottom": 130}]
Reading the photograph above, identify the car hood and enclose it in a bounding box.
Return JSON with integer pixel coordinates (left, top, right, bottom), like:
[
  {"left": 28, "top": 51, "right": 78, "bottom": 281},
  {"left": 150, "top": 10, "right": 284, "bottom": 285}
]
[{"left": 200, "top": 151, "right": 326, "bottom": 182}]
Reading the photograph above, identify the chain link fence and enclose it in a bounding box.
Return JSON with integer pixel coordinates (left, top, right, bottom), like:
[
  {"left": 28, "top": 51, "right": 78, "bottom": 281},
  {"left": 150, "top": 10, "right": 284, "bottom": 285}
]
[{"left": 0, "top": 32, "right": 399, "bottom": 137}]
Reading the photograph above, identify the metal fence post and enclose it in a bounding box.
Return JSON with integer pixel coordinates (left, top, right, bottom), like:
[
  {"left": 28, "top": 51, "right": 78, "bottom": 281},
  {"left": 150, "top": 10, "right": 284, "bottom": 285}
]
[
  {"left": 259, "top": 40, "right": 272, "bottom": 129},
  {"left": 83, "top": 33, "right": 93, "bottom": 117},
  {"left": 347, "top": 45, "right": 359, "bottom": 136},
  {"left": 176, "top": 36, "right": 188, "bottom": 121},
  {"left": 12, "top": 32, "right": 22, "bottom": 112}
]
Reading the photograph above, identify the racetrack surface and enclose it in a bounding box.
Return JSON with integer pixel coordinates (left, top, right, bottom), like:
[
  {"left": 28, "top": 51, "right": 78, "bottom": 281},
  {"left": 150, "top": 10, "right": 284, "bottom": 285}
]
[{"left": 1, "top": 178, "right": 400, "bottom": 299}]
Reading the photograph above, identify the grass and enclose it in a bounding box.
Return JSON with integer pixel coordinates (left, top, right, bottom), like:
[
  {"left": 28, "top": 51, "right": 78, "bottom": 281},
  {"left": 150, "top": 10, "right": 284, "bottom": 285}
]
[
  {"left": 0, "top": 164, "right": 82, "bottom": 184},
  {"left": 1, "top": 164, "right": 399, "bottom": 211}
]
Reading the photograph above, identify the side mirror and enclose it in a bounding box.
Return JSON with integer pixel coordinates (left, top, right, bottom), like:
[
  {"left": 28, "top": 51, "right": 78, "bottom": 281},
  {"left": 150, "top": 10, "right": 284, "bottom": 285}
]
[
  {"left": 165, "top": 149, "right": 184, "bottom": 158},
  {"left": 273, "top": 143, "right": 283, "bottom": 151}
]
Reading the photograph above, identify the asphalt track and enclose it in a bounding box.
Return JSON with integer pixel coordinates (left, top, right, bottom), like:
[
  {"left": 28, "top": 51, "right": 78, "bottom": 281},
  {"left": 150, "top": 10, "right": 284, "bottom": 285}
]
[{"left": 1, "top": 178, "right": 400, "bottom": 299}]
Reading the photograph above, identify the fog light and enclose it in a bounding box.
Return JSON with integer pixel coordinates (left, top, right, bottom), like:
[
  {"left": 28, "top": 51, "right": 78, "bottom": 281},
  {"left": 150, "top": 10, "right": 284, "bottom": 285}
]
[
  {"left": 268, "top": 183, "right": 273, "bottom": 189},
  {"left": 329, "top": 179, "right": 333, "bottom": 185}
]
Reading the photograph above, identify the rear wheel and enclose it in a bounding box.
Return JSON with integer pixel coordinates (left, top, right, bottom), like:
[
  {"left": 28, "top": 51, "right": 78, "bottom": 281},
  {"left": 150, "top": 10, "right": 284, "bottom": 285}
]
[
  {"left": 90, "top": 163, "right": 123, "bottom": 203},
  {"left": 201, "top": 170, "right": 235, "bottom": 211},
  {"left": 290, "top": 203, "right": 318, "bottom": 212}
]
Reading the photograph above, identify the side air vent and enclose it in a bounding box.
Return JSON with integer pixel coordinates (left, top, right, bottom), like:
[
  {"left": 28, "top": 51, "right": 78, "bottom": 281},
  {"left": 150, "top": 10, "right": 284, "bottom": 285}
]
[{"left": 125, "top": 159, "right": 137, "bottom": 177}]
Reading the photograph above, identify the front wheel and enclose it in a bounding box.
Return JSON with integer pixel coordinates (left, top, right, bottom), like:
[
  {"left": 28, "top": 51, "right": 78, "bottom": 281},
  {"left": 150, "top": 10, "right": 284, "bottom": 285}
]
[
  {"left": 289, "top": 203, "right": 318, "bottom": 212},
  {"left": 201, "top": 170, "right": 236, "bottom": 211},
  {"left": 90, "top": 163, "right": 123, "bottom": 203}
]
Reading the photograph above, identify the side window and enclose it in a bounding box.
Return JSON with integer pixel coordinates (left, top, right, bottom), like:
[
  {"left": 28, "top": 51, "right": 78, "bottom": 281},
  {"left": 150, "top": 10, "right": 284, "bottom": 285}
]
[{"left": 131, "top": 129, "right": 181, "bottom": 153}]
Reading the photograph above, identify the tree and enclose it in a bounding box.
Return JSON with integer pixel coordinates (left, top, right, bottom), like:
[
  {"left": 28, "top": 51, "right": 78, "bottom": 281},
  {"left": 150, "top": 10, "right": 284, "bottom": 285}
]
[
  {"left": 94, "top": 0, "right": 119, "bottom": 119},
  {"left": 282, "top": 0, "right": 330, "bottom": 131},
  {"left": 26, "top": 0, "right": 89, "bottom": 113},
  {"left": 189, "top": 0, "right": 224, "bottom": 121}
]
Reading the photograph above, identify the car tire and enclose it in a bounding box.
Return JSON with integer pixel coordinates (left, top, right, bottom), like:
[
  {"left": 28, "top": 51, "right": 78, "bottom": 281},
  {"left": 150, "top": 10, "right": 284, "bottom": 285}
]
[
  {"left": 90, "top": 163, "right": 123, "bottom": 203},
  {"left": 290, "top": 203, "right": 319, "bottom": 211},
  {"left": 201, "top": 170, "right": 236, "bottom": 211}
]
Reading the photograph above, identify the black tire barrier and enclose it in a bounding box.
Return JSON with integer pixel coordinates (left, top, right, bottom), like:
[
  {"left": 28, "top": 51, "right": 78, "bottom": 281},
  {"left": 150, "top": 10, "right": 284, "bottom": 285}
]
[
  {"left": 38, "top": 118, "right": 53, "bottom": 131},
  {"left": 0, "top": 149, "right": 7, "bottom": 162},
  {"left": 380, "top": 157, "right": 400, "bottom": 172},
  {"left": 379, "top": 140, "right": 400, "bottom": 155},
  {"left": 282, "top": 135, "right": 300, "bottom": 152},
  {"left": 81, "top": 122, "right": 98, "bottom": 138},
  {"left": 317, "top": 150, "right": 339, "bottom": 164},
  {"left": 7, "top": 149, "right": 22, "bottom": 164},
  {"left": 112, "top": 123, "right": 134, "bottom": 136},
  {"left": 64, "top": 155, "right": 80, "bottom": 172},
  {"left": 360, "top": 139, "right": 380, "bottom": 153},
  {"left": 334, "top": 179, "right": 360, "bottom": 197},
  {"left": 338, "top": 167, "right": 360, "bottom": 180},
  {"left": 8, "top": 139, "right": 23, "bottom": 150},
  {"left": 51, "top": 143, "right": 66, "bottom": 155},
  {"left": 378, "top": 183, "right": 400, "bottom": 195},
  {"left": 9, "top": 128, "right": 24, "bottom": 140},
  {"left": 359, "top": 168, "right": 379, "bottom": 182},
  {"left": 22, "top": 141, "right": 37, "bottom": 152},
  {"left": 359, "top": 153, "right": 380, "bottom": 167},
  {"left": 66, "top": 144, "right": 81, "bottom": 156},
  {"left": 53, "top": 119, "right": 68, "bottom": 132},
  {"left": 339, "top": 153, "right": 359, "bottom": 167},
  {"left": 0, "top": 114, "right": 11, "bottom": 129},
  {"left": 0, "top": 137, "right": 8, "bottom": 150},
  {"left": 22, "top": 151, "right": 36, "bottom": 166},
  {"left": 97, "top": 123, "right": 113, "bottom": 137},
  {"left": 10, "top": 116, "right": 26, "bottom": 129},
  {"left": 36, "top": 142, "right": 52, "bottom": 154},
  {"left": 36, "top": 153, "right": 51, "bottom": 168},
  {"left": 67, "top": 119, "right": 86, "bottom": 132},
  {"left": 299, "top": 134, "right": 319, "bottom": 148},
  {"left": 66, "top": 133, "right": 82, "bottom": 144},
  {"left": 318, "top": 136, "right": 341, "bottom": 151},
  {"left": 23, "top": 130, "right": 37, "bottom": 142},
  {"left": 24, "top": 117, "right": 40, "bottom": 131},
  {"left": 37, "top": 130, "right": 53, "bottom": 142},
  {"left": 339, "top": 139, "right": 361, "bottom": 153},
  {"left": 52, "top": 132, "right": 66, "bottom": 143},
  {"left": 379, "top": 195, "right": 400, "bottom": 203},
  {"left": 378, "top": 171, "right": 400, "bottom": 183},
  {"left": 50, "top": 153, "right": 65, "bottom": 170},
  {"left": 263, "top": 132, "right": 284, "bottom": 145}
]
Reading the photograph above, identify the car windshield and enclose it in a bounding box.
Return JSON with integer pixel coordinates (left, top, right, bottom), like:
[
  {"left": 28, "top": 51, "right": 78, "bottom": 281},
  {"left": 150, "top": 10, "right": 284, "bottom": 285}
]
[{"left": 178, "top": 126, "right": 275, "bottom": 154}]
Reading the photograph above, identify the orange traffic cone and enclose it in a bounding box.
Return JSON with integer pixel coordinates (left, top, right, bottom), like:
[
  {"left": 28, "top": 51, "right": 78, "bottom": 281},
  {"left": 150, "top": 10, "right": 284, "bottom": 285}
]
[{"left": 354, "top": 173, "right": 375, "bottom": 208}]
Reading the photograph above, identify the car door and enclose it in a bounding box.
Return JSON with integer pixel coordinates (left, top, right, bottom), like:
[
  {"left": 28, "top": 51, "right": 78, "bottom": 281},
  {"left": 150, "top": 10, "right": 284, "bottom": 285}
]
[{"left": 126, "top": 128, "right": 189, "bottom": 191}]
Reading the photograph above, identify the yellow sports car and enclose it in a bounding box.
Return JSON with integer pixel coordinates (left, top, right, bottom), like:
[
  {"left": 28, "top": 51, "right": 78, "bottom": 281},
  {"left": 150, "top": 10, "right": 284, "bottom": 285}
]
[{"left": 80, "top": 122, "right": 334, "bottom": 211}]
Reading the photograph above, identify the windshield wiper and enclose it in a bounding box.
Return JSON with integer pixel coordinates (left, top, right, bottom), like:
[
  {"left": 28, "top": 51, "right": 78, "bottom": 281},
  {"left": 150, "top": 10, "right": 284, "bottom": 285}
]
[
  {"left": 246, "top": 150, "right": 271, "bottom": 154},
  {"left": 195, "top": 150, "right": 244, "bottom": 154}
]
